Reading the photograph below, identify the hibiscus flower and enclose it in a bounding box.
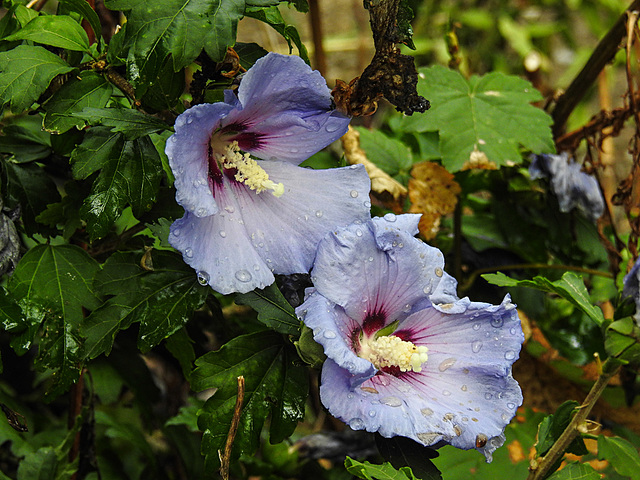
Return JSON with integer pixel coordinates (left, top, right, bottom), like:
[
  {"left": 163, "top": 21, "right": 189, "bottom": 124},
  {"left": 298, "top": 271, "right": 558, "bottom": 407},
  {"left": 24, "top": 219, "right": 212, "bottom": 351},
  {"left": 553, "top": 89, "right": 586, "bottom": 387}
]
[
  {"left": 296, "top": 214, "right": 523, "bottom": 461},
  {"left": 167, "top": 53, "right": 371, "bottom": 294}
]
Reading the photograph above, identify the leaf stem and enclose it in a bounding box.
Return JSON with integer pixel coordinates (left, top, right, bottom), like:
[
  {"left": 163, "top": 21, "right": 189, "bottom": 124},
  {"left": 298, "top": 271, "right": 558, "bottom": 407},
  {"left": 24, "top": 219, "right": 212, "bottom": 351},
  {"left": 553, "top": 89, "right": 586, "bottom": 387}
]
[
  {"left": 219, "top": 375, "right": 245, "bottom": 480},
  {"left": 527, "top": 356, "right": 622, "bottom": 480}
]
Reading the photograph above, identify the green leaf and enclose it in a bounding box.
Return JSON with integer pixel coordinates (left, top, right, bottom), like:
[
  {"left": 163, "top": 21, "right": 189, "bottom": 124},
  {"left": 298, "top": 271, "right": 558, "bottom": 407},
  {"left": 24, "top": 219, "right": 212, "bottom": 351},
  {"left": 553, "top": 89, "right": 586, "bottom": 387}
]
[
  {"left": 16, "top": 446, "right": 57, "bottom": 480},
  {"left": 0, "top": 45, "right": 74, "bottom": 113},
  {"left": 72, "top": 107, "right": 170, "bottom": 140},
  {"left": 355, "top": 126, "right": 414, "bottom": 178},
  {"left": 4, "top": 15, "right": 90, "bottom": 51},
  {"left": 0, "top": 287, "right": 22, "bottom": 332},
  {"left": 165, "top": 327, "right": 196, "bottom": 379},
  {"left": 42, "top": 72, "right": 113, "bottom": 133},
  {"left": 396, "top": 65, "right": 553, "bottom": 171},
  {"left": 604, "top": 317, "right": 640, "bottom": 362},
  {"left": 482, "top": 271, "right": 605, "bottom": 326},
  {"left": 104, "top": 0, "right": 245, "bottom": 80},
  {"left": 345, "top": 457, "right": 419, "bottom": 480},
  {"left": 82, "top": 250, "right": 208, "bottom": 358},
  {"left": 58, "top": 0, "right": 103, "bottom": 45},
  {"left": 597, "top": 435, "right": 640, "bottom": 479},
  {"left": 0, "top": 124, "right": 52, "bottom": 163},
  {"left": 244, "top": 6, "right": 309, "bottom": 63},
  {"left": 190, "top": 332, "right": 307, "bottom": 469},
  {"left": 70, "top": 128, "right": 163, "bottom": 239},
  {"left": 535, "top": 400, "right": 587, "bottom": 458},
  {"left": 235, "top": 283, "right": 301, "bottom": 335},
  {"left": 13, "top": 4, "right": 39, "bottom": 28},
  {"left": 7, "top": 245, "right": 101, "bottom": 395},
  {"left": 546, "top": 462, "right": 602, "bottom": 480},
  {"left": 375, "top": 436, "right": 442, "bottom": 480}
]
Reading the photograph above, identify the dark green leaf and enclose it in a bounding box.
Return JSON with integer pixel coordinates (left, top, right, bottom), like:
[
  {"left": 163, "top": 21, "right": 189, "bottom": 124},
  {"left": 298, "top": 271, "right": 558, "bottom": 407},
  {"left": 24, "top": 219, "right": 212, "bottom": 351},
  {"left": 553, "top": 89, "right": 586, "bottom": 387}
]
[
  {"left": 482, "top": 272, "right": 605, "bottom": 326},
  {"left": 58, "top": 0, "right": 103, "bottom": 45},
  {"left": 244, "top": 6, "right": 309, "bottom": 63},
  {"left": 72, "top": 107, "right": 170, "bottom": 140},
  {"left": 4, "top": 15, "right": 90, "bottom": 51},
  {"left": 235, "top": 283, "right": 301, "bottom": 335},
  {"left": 165, "top": 328, "right": 197, "bottom": 379},
  {"left": 605, "top": 317, "right": 640, "bottom": 362},
  {"left": 0, "top": 5, "right": 20, "bottom": 41},
  {"left": 375, "top": 436, "right": 442, "bottom": 480},
  {"left": 191, "top": 332, "right": 307, "bottom": 469},
  {"left": 535, "top": 400, "right": 587, "bottom": 457},
  {"left": 597, "top": 435, "right": 640, "bottom": 479},
  {"left": 546, "top": 462, "right": 602, "bottom": 480},
  {"left": 234, "top": 42, "right": 269, "bottom": 70},
  {"left": 104, "top": 0, "right": 245, "bottom": 79},
  {"left": 16, "top": 446, "right": 57, "bottom": 480},
  {"left": 35, "top": 180, "right": 86, "bottom": 240},
  {"left": 345, "top": 457, "right": 419, "bottom": 480},
  {"left": 0, "top": 45, "right": 74, "bottom": 113},
  {"left": 0, "top": 287, "right": 22, "bottom": 332},
  {"left": 70, "top": 129, "right": 163, "bottom": 239},
  {"left": 395, "top": 65, "right": 553, "bottom": 171},
  {"left": 82, "top": 250, "right": 208, "bottom": 357},
  {"left": 0, "top": 126, "right": 52, "bottom": 163},
  {"left": 1, "top": 160, "right": 60, "bottom": 236},
  {"left": 43, "top": 72, "right": 113, "bottom": 133},
  {"left": 294, "top": 324, "right": 326, "bottom": 367},
  {"left": 355, "top": 126, "right": 414, "bottom": 178},
  {"left": 140, "top": 55, "right": 185, "bottom": 112}
]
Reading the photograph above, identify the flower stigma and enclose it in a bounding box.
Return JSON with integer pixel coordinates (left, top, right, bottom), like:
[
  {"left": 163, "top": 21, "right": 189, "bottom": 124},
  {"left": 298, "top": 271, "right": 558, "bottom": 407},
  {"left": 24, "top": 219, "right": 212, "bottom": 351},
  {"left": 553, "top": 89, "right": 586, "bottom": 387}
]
[
  {"left": 359, "top": 333, "right": 429, "bottom": 373},
  {"left": 219, "top": 141, "right": 284, "bottom": 197}
]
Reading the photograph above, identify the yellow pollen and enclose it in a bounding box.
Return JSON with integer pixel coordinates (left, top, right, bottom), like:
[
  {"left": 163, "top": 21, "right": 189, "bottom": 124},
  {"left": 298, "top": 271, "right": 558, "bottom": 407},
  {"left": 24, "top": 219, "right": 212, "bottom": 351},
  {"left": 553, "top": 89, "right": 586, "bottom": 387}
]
[
  {"left": 359, "top": 335, "right": 428, "bottom": 373},
  {"left": 221, "top": 142, "right": 284, "bottom": 197}
]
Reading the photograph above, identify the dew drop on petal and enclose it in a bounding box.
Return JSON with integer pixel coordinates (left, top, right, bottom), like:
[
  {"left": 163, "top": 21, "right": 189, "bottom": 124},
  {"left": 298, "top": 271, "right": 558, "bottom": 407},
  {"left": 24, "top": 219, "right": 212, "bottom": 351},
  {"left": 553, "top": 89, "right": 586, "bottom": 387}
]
[
  {"left": 510, "top": 327, "right": 518, "bottom": 335},
  {"left": 368, "top": 410, "right": 377, "bottom": 417},
  {"left": 417, "top": 433, "right": 441, "bottom": 445},
  {"left": 368, "top": 256, "right": 374, "bottom": 262},
  {"left": 442, "top": 390, "right": 452, "bottom": 396},
  {"left": 185, "top": 248, "right": 193, "bottom": 258},
  {"left": 383, "top": 213, "right": 396, "bottom": 222},
  {"left": 507, "top": 402, "right": 515, "bottom": 409},
  {"left": 350, "top": 190, "right": 359, "bottom": 198},
  {"left": 197, "top": 207, "right": 207, "bottom": 216},
  {"left": 484, "top": 393, "right": 492, "bottom": 400},
  {"left": 438, "top": 358, "right": 456, "bottom": 372},
  {"left": 173, "top": 228, "right": 181, "bottom": 237},
  {"left": 356, "top": 229, "right": 363, "bottom": 237},
  {"left": 402, "top": 304, "right": 412, "bottom": 314},
  {"left": 472, "top": 323, "right": 481, "bottom": 331},
  {"left": 197, "top": 271, "right": 209, "bottom": 286},
  {"left": 325, "top": 123, "right": 340, "bottom": 133},
  {"left": 323, "top": 330, "right": 337, "bottom": 339},
  {"left": 224, "top": 205, "right": 235, "bottom": 213},
  {"left": 471, "top": 340, "right": 483, "bottom": 353},
  {"left": 219, "top": 230, "right": 227, "bottom": 238},
  {"left": 423, "top": 284, "right": 431, "bottom": 295},
  {"left": 253, "top": 264, "right": 260, "bottom": 271},
  {"left": 235, "top": 270, "right": 252, "bottom": 282},
  {"left": 315, "top": 210, "right": 323, "bottom": 217},
  {"left": 364, "top": 200, "right": 371, "bottom": 208},
  {"left": 435, "top": 267, "right": 443, "bottom": 277},
  {"left": 490, "top": 316, "right": 504, "bottom": 328},
  {"left": 504, "top": 350, "right": 516, "bottom": 360},
  {"left": 421, "top": 408, "right": 434, "bottom": 417},
  {"left": 380, "top": 396, "right": 403, "bottom": 407},
  {"left": 349, "top": 418, "right": 365, "bottom": 430}
]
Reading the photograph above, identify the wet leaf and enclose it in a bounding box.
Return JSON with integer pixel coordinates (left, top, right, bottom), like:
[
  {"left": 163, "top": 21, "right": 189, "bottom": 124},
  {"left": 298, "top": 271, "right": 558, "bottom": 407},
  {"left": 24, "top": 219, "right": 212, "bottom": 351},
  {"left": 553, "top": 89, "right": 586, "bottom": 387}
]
[
  {"left": 72, "top": 107, "right": 169, "bottom": 140},
  {"left": 235, "top": 283, "right": 301, "bottom": 336},
  {"left": 4, "top": 15, "right": 90, "bottom": 51},
  {"left": 345, "top": 457, "right": 420, "bottom": 480},
  {"left": 536, "top": 400, "right": 587, "bottom": 457}
]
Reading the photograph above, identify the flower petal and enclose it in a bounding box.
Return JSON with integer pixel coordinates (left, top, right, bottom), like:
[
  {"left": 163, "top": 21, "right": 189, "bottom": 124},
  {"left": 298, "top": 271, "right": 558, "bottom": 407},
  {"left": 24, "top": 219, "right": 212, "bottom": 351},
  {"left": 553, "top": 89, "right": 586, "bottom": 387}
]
[
  {"left": 167, "top": 103, "right": 235, "bottom": 216},
  {"left": 310, "top": 215, "right": 456, "bottom": 325},
  {"left": 227, "top": 53, "right": 350, "bottom": 164}
]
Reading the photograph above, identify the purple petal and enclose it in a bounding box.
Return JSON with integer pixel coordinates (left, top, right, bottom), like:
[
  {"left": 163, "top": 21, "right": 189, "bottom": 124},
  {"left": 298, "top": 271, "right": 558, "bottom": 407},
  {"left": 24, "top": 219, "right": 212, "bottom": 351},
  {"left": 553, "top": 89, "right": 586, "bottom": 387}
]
[
  {"left": 310, "top": 215, "right": 457, "bottom": 327},
  {"left": 224, "top": 53, "right": 350, "bottom": 164},
  {"left": 166, "top": 103, "right": 234, "bottom": 216}
]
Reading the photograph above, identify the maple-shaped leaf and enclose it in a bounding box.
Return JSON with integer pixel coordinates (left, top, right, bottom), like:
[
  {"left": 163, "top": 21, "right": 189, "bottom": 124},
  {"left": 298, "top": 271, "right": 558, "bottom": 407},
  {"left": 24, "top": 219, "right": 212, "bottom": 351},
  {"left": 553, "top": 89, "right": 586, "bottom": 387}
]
[
  {"left": 190, "top": 331, "right": 308, "bottom": 470},
  {"left": 393, "top": 65, "right": 554, "bottom": 172}
]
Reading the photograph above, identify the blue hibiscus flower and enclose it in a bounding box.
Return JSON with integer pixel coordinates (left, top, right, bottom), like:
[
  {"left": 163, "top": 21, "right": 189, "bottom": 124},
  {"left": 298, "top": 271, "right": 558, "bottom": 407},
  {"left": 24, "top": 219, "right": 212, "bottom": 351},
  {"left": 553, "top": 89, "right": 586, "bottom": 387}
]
[
  {"left": 296, "top": 214, "right": 523, "bottom": 461},
  {"left": 167, "top": 53, "right": 371, "bottom": 294}
]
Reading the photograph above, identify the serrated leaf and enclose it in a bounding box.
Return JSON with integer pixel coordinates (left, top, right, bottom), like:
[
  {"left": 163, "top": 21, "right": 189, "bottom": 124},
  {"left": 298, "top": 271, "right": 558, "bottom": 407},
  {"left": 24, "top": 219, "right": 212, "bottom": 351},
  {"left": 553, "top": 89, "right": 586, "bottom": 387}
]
[
  {"left": 535, "top": 400, "right": 587, "bottom": 457},
  {"left": 597, "top": 435, "right": 640, "bottom": 479},
  {"left": 235, "top": 283, "right": 301, "bottom": 335},
  {"left": 1, "top": 161, "right": 60, "bottom": 236},
  {"left": 58, "top": 0, "right": 103, "bottom": 45},
  {"left": 396, "top": 65, "right": 553, "bottom": 171},
  {"left": 72, "top": 107, "right": 169, "bottom": 140},
  {"left": 546, "top": 462, "right": 602, "bottom": 480},
  {"left": 82, "top": 250, "right": 208, "bottom": 357},
  {"left": 244, "top": 6, "right": 309, "bottom": 63},
  {"left": 43, "top": 72, "right": 113, "bottom": 133},
  {"left": 104, "top": 0, "right": 245, "bottom": 82},
  {"left": 70, "top": 128, "right": 163, "bottom": 239},
  {"left": 0, "top": 45, "right": 74, "bottom": 113},
  {"left": 345, "top": 457, "right": 419, "bottom": 480},
  {"left": 4, "top": 15, "right": 90, "bottom": 51},
  {"left": 190, "top": 332, "right": 307, "bottom": 469},
  {"left": 482, "top": 271, "right": 604, "bottom": 326},
  {"left": 7, "top": 245, "right": 101, "bottom": 395}
]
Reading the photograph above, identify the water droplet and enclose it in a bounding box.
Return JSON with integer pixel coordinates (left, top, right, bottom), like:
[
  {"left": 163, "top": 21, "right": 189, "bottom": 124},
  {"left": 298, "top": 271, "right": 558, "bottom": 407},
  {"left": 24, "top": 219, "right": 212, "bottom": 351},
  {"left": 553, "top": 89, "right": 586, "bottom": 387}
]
[
  {"left": 350, "top": 190, "right": 359, "bottom": 198},
  {"left": 356, "top": 229, "right": 363, "bottom": 237},
  {"left": 185, "top": 248, "right": 193, "bottom": 258},
  {"left": 471, "top": 340, "right": 483, "bottom": 353},
  {"left": 186, "top": 117, "right": 193, "bottom": 124},
  {"left": 380, "top": 396, "right": 403, "bottom": 407},
  {"left": 507, "top": 402, "right": 515, "bottom": 409},
  {"left": 504, "top": 350, "right": 516, "bottom": 360},
  {"left": 349, "top": 417, "right": 365, "bottom": 429},
  {"left": 420, "top": 408, "right": 434, "bottom": 417},
  {"left": 454, "top": 425, "right": 463, "bottom": 436},
  {"left": 325, "top": 122, "right": 340, "bottom": 133},
  {"left": 197, "top": 271, "right": 209, "bottom": 286},
  {"left": 438, "top": 358, "right": 456, "bottom": 372},
  {"left": 417, "top": 433, "right": 441, "bottom": 444},
  {"left": 196, "top": 207, "right": 207, "bottom": 216},
  {"left": 461, "top": 384, "right": 468, "bottom": 391},
  {"left": 473, "top": 323, "right": 481, "bottom": 331},
  {"left": 235, "top": 270, "right": 252, "bottom": 282},
  {"left": 315, "top": 210, "right": 323, "bottom": 217},
  {"left": 224, "top": 205, "right": 235, "bottom": 213},
  {"left": 422, "top": 285, "right": 431, "bottom": 295},
  {"left": 323, "top": 330, "right": 337, "bottom": 339},
  {"left": 490, "top": 316, "right": 504, "bottom": 328},
  {"left": 368, "top": 410, "right": 377, "bottom": 417},
  {"left": 219, "top": 230, "right": 227, "bottom": 238},
  {"left": 347, "top": 393, "right": 354, "bottom": 399},
  {"left": 378, "top": 376, "right": 391, "bottom": 386},
  {"left": 442, "top": 390, "right": 452, "bottom": 396},
  {"left": 484, "top": 393, "right": 492, "bottom": 400},
  {"left": 402, "top": 304, "right": 412, "bottom": 314},
  {"left": 383, "top": 213, "right": 396, "bottom": 222},
  {"left": 173, "top": 228, "right": 181, "bottom": 237},
  {"left": 364, "top": 200, "right": 371, "bottom": 208},
  {"left": 510, "top": 327, "right": 518, "bottom": 335},
  {"left": 368, "top": 256, "right": 374, "bottom": 262},
  {"left": 435, "top": 267, "right": 443, "bottom": 277},
  {"left": 253, "top": 264, "right": 260, "bottom": 271}
]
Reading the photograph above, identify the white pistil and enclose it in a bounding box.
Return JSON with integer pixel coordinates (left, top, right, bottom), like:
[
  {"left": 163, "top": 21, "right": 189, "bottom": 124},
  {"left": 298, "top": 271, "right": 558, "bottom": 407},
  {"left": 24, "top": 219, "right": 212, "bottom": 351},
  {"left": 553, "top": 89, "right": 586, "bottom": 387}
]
[
  {"left": 221, "top": 142, "right": 284, "bottom": 197},
  {"left": 359, "top": 335, "right": 428, "bottom": 373}
]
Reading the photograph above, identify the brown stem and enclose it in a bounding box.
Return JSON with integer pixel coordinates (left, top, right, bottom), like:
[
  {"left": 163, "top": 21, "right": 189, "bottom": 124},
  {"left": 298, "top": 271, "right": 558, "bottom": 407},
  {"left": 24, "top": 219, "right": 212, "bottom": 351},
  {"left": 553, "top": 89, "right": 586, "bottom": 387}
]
[
  {"left": 219, "top": 376, "right": 245, "bottom": 480},
  {"left": 527, "top": 357, "right": 622, "bottom": 480},
  {"left": 308, "top": 0, "right": 327, "bottom": 76},
  {"left": 551, "top": 0, "right": 640, "bottom": 138},
  {"left": 68, "top": 369, "right": 85, "bottom": 475}
]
